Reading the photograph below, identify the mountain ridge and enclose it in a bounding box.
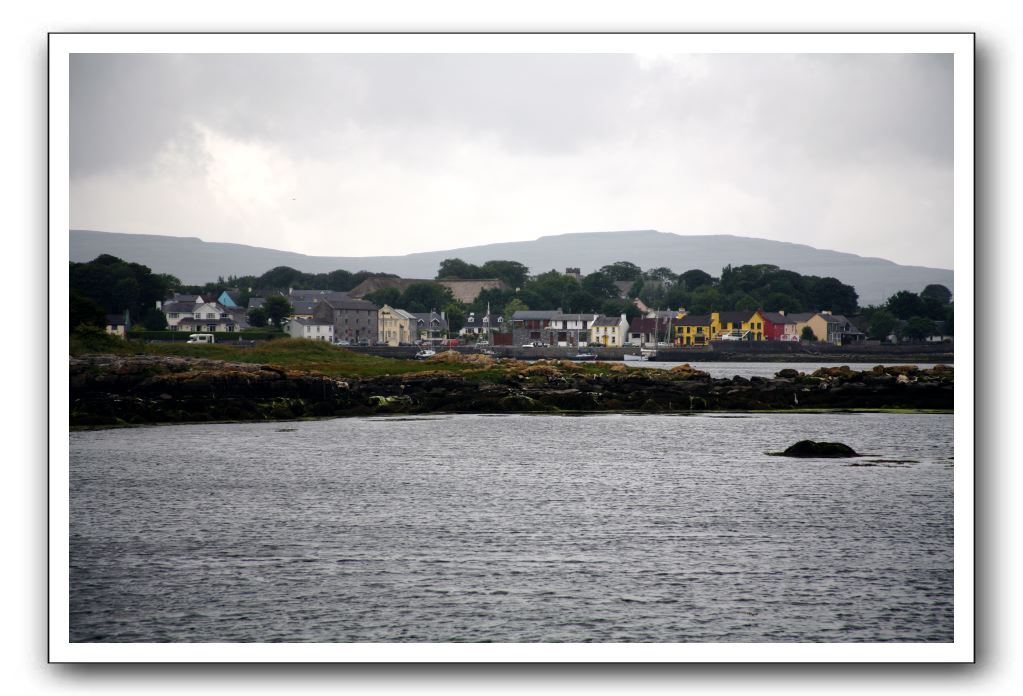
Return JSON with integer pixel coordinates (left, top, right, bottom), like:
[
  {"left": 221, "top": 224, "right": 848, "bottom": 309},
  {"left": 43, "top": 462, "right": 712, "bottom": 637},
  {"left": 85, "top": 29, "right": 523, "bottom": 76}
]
[{"left": 69, "top": 228, "right": 953, "bottom": 307}]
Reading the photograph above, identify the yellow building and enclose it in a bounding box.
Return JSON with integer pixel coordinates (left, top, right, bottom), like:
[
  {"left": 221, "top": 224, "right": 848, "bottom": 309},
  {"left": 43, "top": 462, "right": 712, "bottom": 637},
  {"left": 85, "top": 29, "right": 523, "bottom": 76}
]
[
  {"left": 710, "top": 310, "right": 766, "bottom": 341},
  {"left": 377, "top": 305, "right": 416, "bottom": 346},
  {"left": 675, "top": 313, "right": 714, "bottom": 346}
]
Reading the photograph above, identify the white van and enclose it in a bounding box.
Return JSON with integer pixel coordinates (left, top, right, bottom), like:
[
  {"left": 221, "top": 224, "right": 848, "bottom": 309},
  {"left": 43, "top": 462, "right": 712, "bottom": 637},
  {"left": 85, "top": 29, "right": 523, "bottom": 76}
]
[{"left": 186, "top": 333, "right": 215, "bottom": 344}]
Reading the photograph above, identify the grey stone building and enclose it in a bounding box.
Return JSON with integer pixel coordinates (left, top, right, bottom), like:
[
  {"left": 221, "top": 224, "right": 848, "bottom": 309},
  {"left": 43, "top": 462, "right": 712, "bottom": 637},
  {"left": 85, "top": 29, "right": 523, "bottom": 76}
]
[{"left": 313, "top": 297, "right": 379, "bottom": 343}]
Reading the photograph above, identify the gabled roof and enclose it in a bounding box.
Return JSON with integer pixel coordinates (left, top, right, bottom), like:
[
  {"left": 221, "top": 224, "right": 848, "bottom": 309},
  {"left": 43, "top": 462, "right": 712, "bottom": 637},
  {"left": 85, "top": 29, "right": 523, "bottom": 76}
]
[
  {"left": 677, "top": 314, "right": 712, "bottom": 326},
  {"left": 247, "top": 297, "right": 266, "bottom": 310},
  {"left": 591, "top": 315, "right": 626, "bottom": 328},
  {"left": 289, "top": 300, "right": 318, "bottom": 315},
  {"left": 161, "top": 301, "right": 194, "bottom": 314},
  {"left": 552, "top": 313, "right": 599, "bottom": 321},
  {"left": 289, "top": 289, "right": 348, "bottom": 303},
  {"left": 784, "top": 312, "right": 818, "bottom": 322},
  {"left": 290, "top": 316, "right": 334, "bottom": 326},
  {"left": 318, "top": 296, "right": 378, "bottom": 311},
  {"left": 716, "top": 310, "right": 756, "bottom": 324},
  {"left": 411, "top": 312, "right": 449, "bottom": 329},
  {"left": 759, "top": 311, "right": 792, "bottom": 324},
  {"left": 511, "top": 310, "right": 560, "bottom": 321},
  {"left": 628, "top": 317, "right": 671, "bottom": 333},
  {"left": 105, "top": 314, "right": 126, "bottom": 326}
]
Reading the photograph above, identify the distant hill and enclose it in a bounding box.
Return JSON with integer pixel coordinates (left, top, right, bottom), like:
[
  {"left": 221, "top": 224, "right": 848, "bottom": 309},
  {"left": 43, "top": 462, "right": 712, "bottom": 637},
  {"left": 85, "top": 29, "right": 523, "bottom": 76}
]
[{"left": 69, "top": 229, "right": 954, "bottom": 307}]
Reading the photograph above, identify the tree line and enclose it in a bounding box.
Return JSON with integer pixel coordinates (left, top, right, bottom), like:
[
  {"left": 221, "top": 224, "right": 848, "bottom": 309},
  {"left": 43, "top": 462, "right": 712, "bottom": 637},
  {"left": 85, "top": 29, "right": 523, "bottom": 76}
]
[{"left": 71, "top": 253, "right": 950, "bottom": 342}]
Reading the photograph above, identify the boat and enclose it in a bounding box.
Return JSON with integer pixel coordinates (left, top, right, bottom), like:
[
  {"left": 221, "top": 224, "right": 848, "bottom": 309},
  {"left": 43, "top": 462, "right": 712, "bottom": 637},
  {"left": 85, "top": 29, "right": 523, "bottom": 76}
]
[
  {"left": 414, "top": 349, "right": 437, "bottom": 360},
  {"left": 569, "top": 351, "right": 598, "bottom": 361}
]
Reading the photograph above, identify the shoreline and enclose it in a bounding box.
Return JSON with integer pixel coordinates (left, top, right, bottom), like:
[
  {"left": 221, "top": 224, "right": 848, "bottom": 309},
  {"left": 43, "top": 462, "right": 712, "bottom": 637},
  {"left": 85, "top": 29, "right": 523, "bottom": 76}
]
[{"left": 70, "top": 353, "right": 954, "bottom": 429}]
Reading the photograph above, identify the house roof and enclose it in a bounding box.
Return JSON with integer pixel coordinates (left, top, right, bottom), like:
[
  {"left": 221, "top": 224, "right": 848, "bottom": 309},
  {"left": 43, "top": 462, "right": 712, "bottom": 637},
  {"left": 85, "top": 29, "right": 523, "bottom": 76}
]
[
  {"left": 247, "top": 297, "right": 266, "bottom": 310},
  {"left": 168, "top": 293, "right": 202, "bottom": 304},
  {"left": 465, "top": 313, "right": 502, "bottom": 325},
  {"left": 290, "top": 316, "right": 334, "bottom": 326},
  {"left": 411, "top": 312, "right": 449, "bottom": 329},
  {"left": 552, "top": 313, "right": 598, "bottom": 321},
  {"left": 322, "top": 297, "right": 379, "bottom": 311},
  {"left": 759, "top": 311, "right": 792, "bottom": 324},
  {"left": 591, "top": 315, "right": 625, "bottom": 328},
  {"left": 105, "top": 314, "right": 126, "bottom": 326},
  {"left": 677, "top": 314, "right": 713, "bottom": 326},
  {"left": 161, "top": 301, "right": 194, "bottom": 314},
  {"left": 289, "top": 289, "right": 348, "bottom": 303},
  {"left": 511, "top": 310, "right": 560, "bottom": 321},
  {"left": 823, "top": 314, "right": 863, "bottom": 333},
  {"left": 784, "top": 312, "right": 818, "bottom": 322},
  {"left": 716, "top": 310, "right": 756, "bottom": 324},
  {"left": 289, "top": 300, "right": 318, "bottom": 315},
  {"left": 628, "top": 317, "right": 671, "bottom": 333}
]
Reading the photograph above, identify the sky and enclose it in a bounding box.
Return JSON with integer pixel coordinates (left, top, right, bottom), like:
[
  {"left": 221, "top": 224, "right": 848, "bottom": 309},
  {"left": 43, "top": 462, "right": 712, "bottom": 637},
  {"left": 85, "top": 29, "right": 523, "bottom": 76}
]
[{"left": 69, "top": 52, "right": 954, "bottom": 269}]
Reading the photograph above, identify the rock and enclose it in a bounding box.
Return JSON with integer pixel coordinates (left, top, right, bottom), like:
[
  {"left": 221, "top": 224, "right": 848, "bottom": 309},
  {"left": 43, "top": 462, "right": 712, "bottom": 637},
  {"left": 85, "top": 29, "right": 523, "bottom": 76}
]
[
  {"left": 775, "top": 368, "right": 800, "bottom": 378},
  {"left": 777, "top": 440, "right": 860, "bottom": 458}
]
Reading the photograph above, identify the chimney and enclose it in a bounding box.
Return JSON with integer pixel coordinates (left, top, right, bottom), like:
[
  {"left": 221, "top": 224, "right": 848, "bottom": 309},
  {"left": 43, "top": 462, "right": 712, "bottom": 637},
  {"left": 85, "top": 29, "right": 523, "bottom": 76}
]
[
  {"left": 821, "top": 310, "right": 832, "bottom": 315},
  {"left": 778, "top": 310, "right": 785, "bottom": 316},
  {"left": 155, "top": 300, "right": 162, "bottom": 310}
]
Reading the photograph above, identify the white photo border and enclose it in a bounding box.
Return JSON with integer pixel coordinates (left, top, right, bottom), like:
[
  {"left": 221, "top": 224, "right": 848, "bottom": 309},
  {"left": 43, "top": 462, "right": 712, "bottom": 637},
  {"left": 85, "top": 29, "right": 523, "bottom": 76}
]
[{"left": 50, "top": 31, "right": 974, "bottom": 663}]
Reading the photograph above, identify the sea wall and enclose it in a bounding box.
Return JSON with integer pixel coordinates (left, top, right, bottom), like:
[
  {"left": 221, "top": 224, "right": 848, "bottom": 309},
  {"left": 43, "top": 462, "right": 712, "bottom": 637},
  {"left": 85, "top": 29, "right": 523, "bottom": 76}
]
[{"left": 69, "top": 356, "right": 954, "bottom": 428}]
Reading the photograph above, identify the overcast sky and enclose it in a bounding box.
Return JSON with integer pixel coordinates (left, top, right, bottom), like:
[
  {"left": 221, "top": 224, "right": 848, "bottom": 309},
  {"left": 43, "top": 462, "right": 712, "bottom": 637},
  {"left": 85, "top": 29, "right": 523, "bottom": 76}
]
[{"left": 69, "top": 53, "right": 954, "bottom": 269}]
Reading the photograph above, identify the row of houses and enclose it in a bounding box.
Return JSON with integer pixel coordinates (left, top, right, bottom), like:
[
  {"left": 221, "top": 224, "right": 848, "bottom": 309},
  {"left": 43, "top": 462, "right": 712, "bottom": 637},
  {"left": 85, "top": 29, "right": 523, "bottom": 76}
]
[{"left": 508, "top": 309, "right": 864, "bottom": 347}]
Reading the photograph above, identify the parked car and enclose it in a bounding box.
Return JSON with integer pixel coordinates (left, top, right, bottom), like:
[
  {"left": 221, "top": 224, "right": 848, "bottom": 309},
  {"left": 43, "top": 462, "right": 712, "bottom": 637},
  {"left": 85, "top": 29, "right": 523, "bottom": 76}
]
[
  {"left": 334, "top": 339, "right": 351, "bottom": 346},
  {"left": 521, "top": 341, "right": 549, "bottom": 348},
  {"left": 356, "top": 339, "right": 370, "bottom": 347}
]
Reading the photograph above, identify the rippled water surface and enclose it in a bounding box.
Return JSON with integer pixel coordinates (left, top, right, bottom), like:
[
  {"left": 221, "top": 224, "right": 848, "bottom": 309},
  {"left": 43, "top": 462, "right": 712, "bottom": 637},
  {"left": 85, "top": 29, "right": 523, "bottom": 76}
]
[{"left": 70, "top": 413, "right": 953, "bottom": 642}]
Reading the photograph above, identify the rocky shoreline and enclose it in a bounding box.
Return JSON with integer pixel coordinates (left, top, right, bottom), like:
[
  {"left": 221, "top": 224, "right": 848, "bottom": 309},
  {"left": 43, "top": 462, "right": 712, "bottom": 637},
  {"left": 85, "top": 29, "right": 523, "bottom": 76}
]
[{"left": 69, "top": 354, "right": 954, "bottom": 428}]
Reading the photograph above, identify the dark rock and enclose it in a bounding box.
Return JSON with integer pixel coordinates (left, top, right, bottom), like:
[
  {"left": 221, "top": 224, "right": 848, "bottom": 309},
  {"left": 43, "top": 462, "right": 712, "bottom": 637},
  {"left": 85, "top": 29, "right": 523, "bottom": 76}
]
[{"left": 777, "top": 440, "right": 860, "bottom": 458}]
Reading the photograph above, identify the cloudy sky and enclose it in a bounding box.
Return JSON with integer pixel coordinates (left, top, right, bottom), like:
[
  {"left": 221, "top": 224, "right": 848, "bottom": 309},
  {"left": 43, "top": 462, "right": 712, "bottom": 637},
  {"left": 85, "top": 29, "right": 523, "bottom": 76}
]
[{"left": 69, "top": 52, "right": 953, "bottom": 268}]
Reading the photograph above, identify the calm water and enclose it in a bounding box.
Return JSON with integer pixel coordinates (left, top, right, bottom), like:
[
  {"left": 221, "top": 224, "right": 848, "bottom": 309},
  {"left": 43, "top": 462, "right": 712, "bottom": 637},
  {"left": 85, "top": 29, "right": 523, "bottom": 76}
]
[
  {"left": 70, "top": 413, "right": 953, "bottom": 643},
  {"left": 624, "top": 361, "right": 950, "bottom": 379}
]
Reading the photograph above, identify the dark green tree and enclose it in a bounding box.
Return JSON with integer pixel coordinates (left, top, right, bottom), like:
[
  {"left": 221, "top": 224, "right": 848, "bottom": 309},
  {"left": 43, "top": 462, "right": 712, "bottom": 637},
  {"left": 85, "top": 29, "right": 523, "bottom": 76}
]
[
  {"left": 401, "top": 282, "right": 455, "bottom": 313},
  {"left": 444, "top": 303, "right": 466, "bottom": 334},
  {"left": 920, "top": 284, "right": 952, "bottom": 305},
  {"left": 886, "top": 290, "right": 924, "bottom": 320},
  {"left": 436, "top": 258, "right": 482, "bottom": 279},
  {"left": 677, "top": 269, "right": 715, "bottom": 291},
  {"left": 867, "top": 310, "right": 898, "bottom": 341},
  {"left": 903, "top": 316, "right": 937, "bottom": 341},
  {"left": 69, "top": 290, "right": 106, "bottom": 330},
  {"left": 363, "top": 287, "right": 402, "bottom": 308},
  {"left": 247, "top": 306, "right": 269, "bottom": 327},
  {"left": 800, "top": 326, "right": 818, "bottom": 342},
  {"left": 581, "top": 272, "right": 620, "bottom": 301},
  {"left": 598, "top": 261, "right": 643, "bottom": 281},
  {"left": 142, "top": 310, "right": 168, "bottom": 330},
  {"left": 263, "top": 296, "right": 293, "bottom": 326},
  {"left": 480, "top": 260, "right": 529, "bottom": 288}
]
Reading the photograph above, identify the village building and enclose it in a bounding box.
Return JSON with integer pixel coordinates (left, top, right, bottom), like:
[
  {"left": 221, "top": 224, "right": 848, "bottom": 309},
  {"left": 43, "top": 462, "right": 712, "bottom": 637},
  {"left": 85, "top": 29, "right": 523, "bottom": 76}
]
[
  {"left": 711, "top": 310, "right": 766, "bottom": 341},
  {"left": 759, "top": 311, "right": 799, "bottom": 341},
  {"left": 804, "top": 311, "right": 865, "bottom": 345},
  {"left": 411, "top": 311, "right": 449, "bottom": 344},
  {"left": 313, "top": 297, "right": 379, "bottom": 344},
  {"left": 377, "top": 305, "right": 417, "bottom": 346},
  {"left": 627, "top": 316, "right": 674, "bottom": 346},
  {"left": 510, "top": 310, "right": 560, "bottom": 346},
  {"left": 675, "top": 314, "right": 714, "bottom": 346},
  {"left": 285, "top": 317, "right": 335, "bottom": 342},
  {"left": 460, "top": 310, "right": 503, "bottom": 339},
  {"left": 544, "top": 313, "right": 599, "bottom": 347},
  {"left": 104, "top": 313, "right": 129, "bottom": 338},
  {"left": 589, "top": 314, "right": 629, "bottom": 347}
]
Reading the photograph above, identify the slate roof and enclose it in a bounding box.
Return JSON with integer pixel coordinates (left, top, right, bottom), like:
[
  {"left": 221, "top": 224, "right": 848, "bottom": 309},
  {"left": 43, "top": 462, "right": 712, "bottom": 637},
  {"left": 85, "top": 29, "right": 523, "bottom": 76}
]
[
  {"left": 161, "top": 301, "right": 194, "bottom": 314},
  {"left": 290, "top": 316, "right": 334, "bottom": 326},
  {"left": 288, "top": 289, "right": 348, "bottom": 303},
  {"left": 628, "top": 317, "right": 672, "bottom": 333},
  {"left": 511, "top": 310, "right": 560, "bottom": 321},
  {"left": 591, "top": 315, "right": 626, "bottom": 328},
  {"left": 247, "top": 297, "right": 266, "bottom": 310},
  {"left": 784, "top": 312, "right": 818, "bottom": 322},
  {"left": 105, "top": 314, "right": 126, "bottom": 326},
  {"left": 412, "top": 312, "right": 449, "bottom": 330},
  {"left": 322, "top": 297, "right": 378, "bottom": 311},
  {"left": 716, "top": 310, "right": 756, "bottom": 324},
  {"left": 677, "top": 314, "right": 713, "bottom": 326},
  {"left": 759, "top": 311, "right": 792, "bottom": 324}
]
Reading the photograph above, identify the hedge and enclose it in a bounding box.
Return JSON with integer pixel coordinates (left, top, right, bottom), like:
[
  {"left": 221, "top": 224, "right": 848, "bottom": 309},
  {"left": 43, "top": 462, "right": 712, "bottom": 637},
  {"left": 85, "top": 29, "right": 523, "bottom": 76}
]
[{"left": 128, "top": 330, "right": 285, "bottom": 342}]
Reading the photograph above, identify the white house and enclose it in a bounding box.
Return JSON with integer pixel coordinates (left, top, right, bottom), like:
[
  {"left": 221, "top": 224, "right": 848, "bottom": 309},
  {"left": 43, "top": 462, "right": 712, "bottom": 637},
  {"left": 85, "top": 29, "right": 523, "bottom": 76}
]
[
  {"left": 589, "top": 314, "right": 630, "bottom": 347},
  {"left": 285, "top": 317, "right": 335, "bottom": 341},
  {"left": 546, "top": 313, "right": 599, "bottom": 347}
]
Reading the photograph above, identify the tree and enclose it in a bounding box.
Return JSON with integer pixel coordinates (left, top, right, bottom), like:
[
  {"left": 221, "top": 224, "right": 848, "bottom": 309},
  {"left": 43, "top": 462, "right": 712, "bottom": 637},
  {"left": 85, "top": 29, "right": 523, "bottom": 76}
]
[
  {"left": 363, "top": 287, "right": 402, "bottom": 308},
  {"left": 920, "top": 284, "right": 952, "bottom": 305},
  {"left": 867, "top": 310, "right": 898, "bottom": 341},
  {"left": 903, "top": 316, "right": 937, "bottom": 342},
  {"left": 142, "top": 310, "right": 168, "bottom": 331},
  {"left": 247, "top": 306, "right": 269, "bottom": 328},
  {"left": 70, "top": 290, "right": 106, "bottom": 330},
  {"left": 257, "top": 266, "right": 306, "bottom": 290},
  {"left": 580, "top": 272, "right": 619, "bottom": 301},
  {"left": 503, "top": 298, "right": 530, "bottom": 319},
  {"left": 480, "top": 260, "right": 529, "bottom": 288},
  {"left": 678, "top": 269, "right": 714, "bottom": 291},
  {"left": 263, "top": 296, "right": 293, "bottom": 326},
  {"left": 444, "top": 303, "right": 466, "bottom": 334},
  {"left": 885, "top": 290, "right": 924, "bottom": 320},
  {"left": 644, "top": 266, "right": 677, "bottom": 284},
  {"left": 436, "top": 258, "right": 482, "bottom": 279},
  {"left": 401, "top": 282, "right": 455, "bottom": 313},
  {"left": 800, "top": 326, "right": 817, "bottom": 342},
  {"left": 598, "top": 261, "right": 643, "bottom": 281},
  {"left": 688, "top": 286, "right": 721, "bottom": 314}
]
